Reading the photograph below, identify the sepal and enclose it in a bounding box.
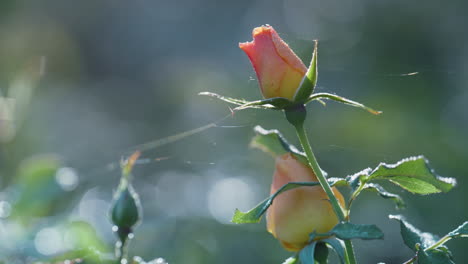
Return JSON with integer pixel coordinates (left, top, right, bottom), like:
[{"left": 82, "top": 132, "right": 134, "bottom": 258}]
[
  {"left": 293, "top": 40, "right": 318, "bottom": 103},
  {"left": 306, "top": 92, "right": 381, "bottom": 115}
]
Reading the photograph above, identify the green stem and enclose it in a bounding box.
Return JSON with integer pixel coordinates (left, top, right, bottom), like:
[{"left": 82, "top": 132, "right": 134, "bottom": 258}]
[
  {"left": 116, "top": 239, "right": 127, "bottom": 263},
  {"left": 285, "top": 105, "right": 357, "bottom": 264},
  {"left": 344, "top": 240, "right": 357, "bottom": 264},
  {"left": 115, "top": 227, "right": 131, "bottom": 263},
  {"left": 346, "top": 182, "right": 366, "bottom": 220},
  {"left": 424, "top": 235, "right": 451, "bottom": 251},
  {"left": 402, "top": 235, "right": 451, "bottom": 264},
  {"left": 402, "top": 254, "right": 418, "bottom": 264},
  {"left": 294, "top": 123, "right": 345, "bottom": 221}
]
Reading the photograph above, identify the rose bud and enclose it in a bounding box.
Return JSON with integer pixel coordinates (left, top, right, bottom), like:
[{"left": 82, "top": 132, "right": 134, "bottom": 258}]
[
  {"left": 239, "top": 25, "right": 307, "bottom": 100},
  {"left": 266, "top": 153, "right": 345, "bottom": 251}
]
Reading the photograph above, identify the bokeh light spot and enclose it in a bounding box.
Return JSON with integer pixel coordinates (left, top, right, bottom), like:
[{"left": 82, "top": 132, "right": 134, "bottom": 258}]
[
  {"left": 0, "top": 201, "right": 11, "bottom": 218},
  {"left": 55, "top": 167, "right": 79, "bottom": 191},
  {"left": 34, "top": 227, "right": 63, "bottom": 255},
  {"left": 207, "top": 177, "right": 255, "bottom": 224}
]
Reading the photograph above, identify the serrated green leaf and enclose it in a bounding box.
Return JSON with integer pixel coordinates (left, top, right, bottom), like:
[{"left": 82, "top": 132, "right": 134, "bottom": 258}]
[
  {"left": 305, "top": 92, "right": 382, "bottom": 115},
  {"left": 330, "top": 222, "right": 384, "bottom": 240},
  {"left": 346, "top": 168, "right": 372, "bottom": 191},
  {"left": 366, "top": 156, "right": 456, "bottom": 194},
  {"left": 250, "top": 126, "right": 309, "bottom": 166},
  {"left": 363, "top": 183, "right": 406, "bottom": 209},
  {"left": 232, "top": 181, "right": 334, "bottom": 224},
  {"left": 418, "top": 248, "right": 455, "bottom": 264},
  {"left": 299, "top": 242, "right": 317, "bottom": 264},
  {"left": 294, "top": 40, "right": 318, "bottom": 103},
  {"left": 327, "top": 177, "right": 348, "bottom": 187},
  {"left": 447, "top": 221, "right": 468, "bottom": 239},
  {"left": 321, "top": 238, "right": 345, "bottom": 264},
  {"left": 314, "top": 242, "right": 329, "bottom": 264},
  {"left": 392, "top": 216, "right": 467, "bottom": 262},
  {"left": 250, "top": 126, "right": 300, "bottom": 157},
  {"left": 389, "top": 215, "right": 438, "bottom": 251}
]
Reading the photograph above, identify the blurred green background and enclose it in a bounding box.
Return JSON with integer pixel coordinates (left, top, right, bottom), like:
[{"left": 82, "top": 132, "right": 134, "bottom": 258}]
[{"left": 0, "top": 0, "right": 467, "bottom": 263}]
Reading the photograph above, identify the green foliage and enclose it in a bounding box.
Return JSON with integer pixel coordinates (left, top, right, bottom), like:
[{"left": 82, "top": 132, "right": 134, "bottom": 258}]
[
  {"left": 361, "top": 156, "right": 455, "bottom": 194},
  {"left": 11, "top": 155, "right": 69, "bottom": 220},
  {"left": 295, "top": 241, "right": 337, "bottom": 264},
  {"left": 390, "top": 215, "right": 468, "bottom": 263},
  {"left": 345, "top": 156, "right": 456, "bottom": 213},
  {"left": 249, "top": 125, "right": 312, "bottom": 167},
  {"left": 418, "top": 248, "right": 455, "bottom": 264},
  {"left": 250, "top": 125, "right": 299, "bottom": 157},
  {"left": 299, "top": 242, "right": 318, "bottom": 264},
  {"left": 314, "top": 242, "right": 329, "bottom": 264},
  {"left": 199, "top": 90, "right": 381, "bottom": 115},
  {"left": 320, "top": 239, "right": 345, "bottom": 264},
  {"left": 282, "top": 243, "right": 333, "bottom": 264},
  {"left": 329, "top": 222, "right": 384, "bottom": 240},
  {"left": 447, "top": 222, "right": 468, "bottom": 239},
  {"left": 390, "top": 215, "right": 439, "bottom": 251},
  {"left": 295, "top": 236, "right": 347, "bottom": 263},
  {"left": 237, "top": 124, "right": 460, "bottom": 264}
]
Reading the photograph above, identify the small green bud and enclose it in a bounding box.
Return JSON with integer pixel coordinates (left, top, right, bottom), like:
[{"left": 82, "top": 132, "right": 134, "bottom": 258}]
[{"left": 111, "top": 183, "right": 141, "bottom": 230}]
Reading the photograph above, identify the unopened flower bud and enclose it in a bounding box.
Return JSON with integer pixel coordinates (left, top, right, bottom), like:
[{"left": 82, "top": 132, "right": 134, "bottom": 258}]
[
  {"left": 111, "top": 183, "right": 141, "bottom": 231},
  {"left": 267, "top": 153, "right": 345, "bottom": 251},
  {"left": 239, "top": 25, "right": 307, "bottom": 100}
]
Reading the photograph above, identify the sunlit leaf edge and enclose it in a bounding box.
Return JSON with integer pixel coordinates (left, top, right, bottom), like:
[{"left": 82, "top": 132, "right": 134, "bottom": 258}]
[
  {"left": 389, "top": 215, "right": 439, "bottom": 251},
  {"left": 351, "top": 156, "right": 456, "bottom": 195},
  {"left": 250, "top": 125, "right": 305, "bottom": 158}
]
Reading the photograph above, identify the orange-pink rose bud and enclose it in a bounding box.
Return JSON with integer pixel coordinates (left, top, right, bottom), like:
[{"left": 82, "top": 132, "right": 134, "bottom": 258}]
[
  {"left": 266, "top": 153, "right": 345, "bottom": 251},
  {"left": 239, "top": 25, "right": 307, "bottom": 100}
]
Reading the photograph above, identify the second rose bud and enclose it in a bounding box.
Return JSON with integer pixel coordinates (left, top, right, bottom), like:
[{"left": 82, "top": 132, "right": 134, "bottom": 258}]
[{"left": 267, "top": 153, "right": 345, "bottom": 251}]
